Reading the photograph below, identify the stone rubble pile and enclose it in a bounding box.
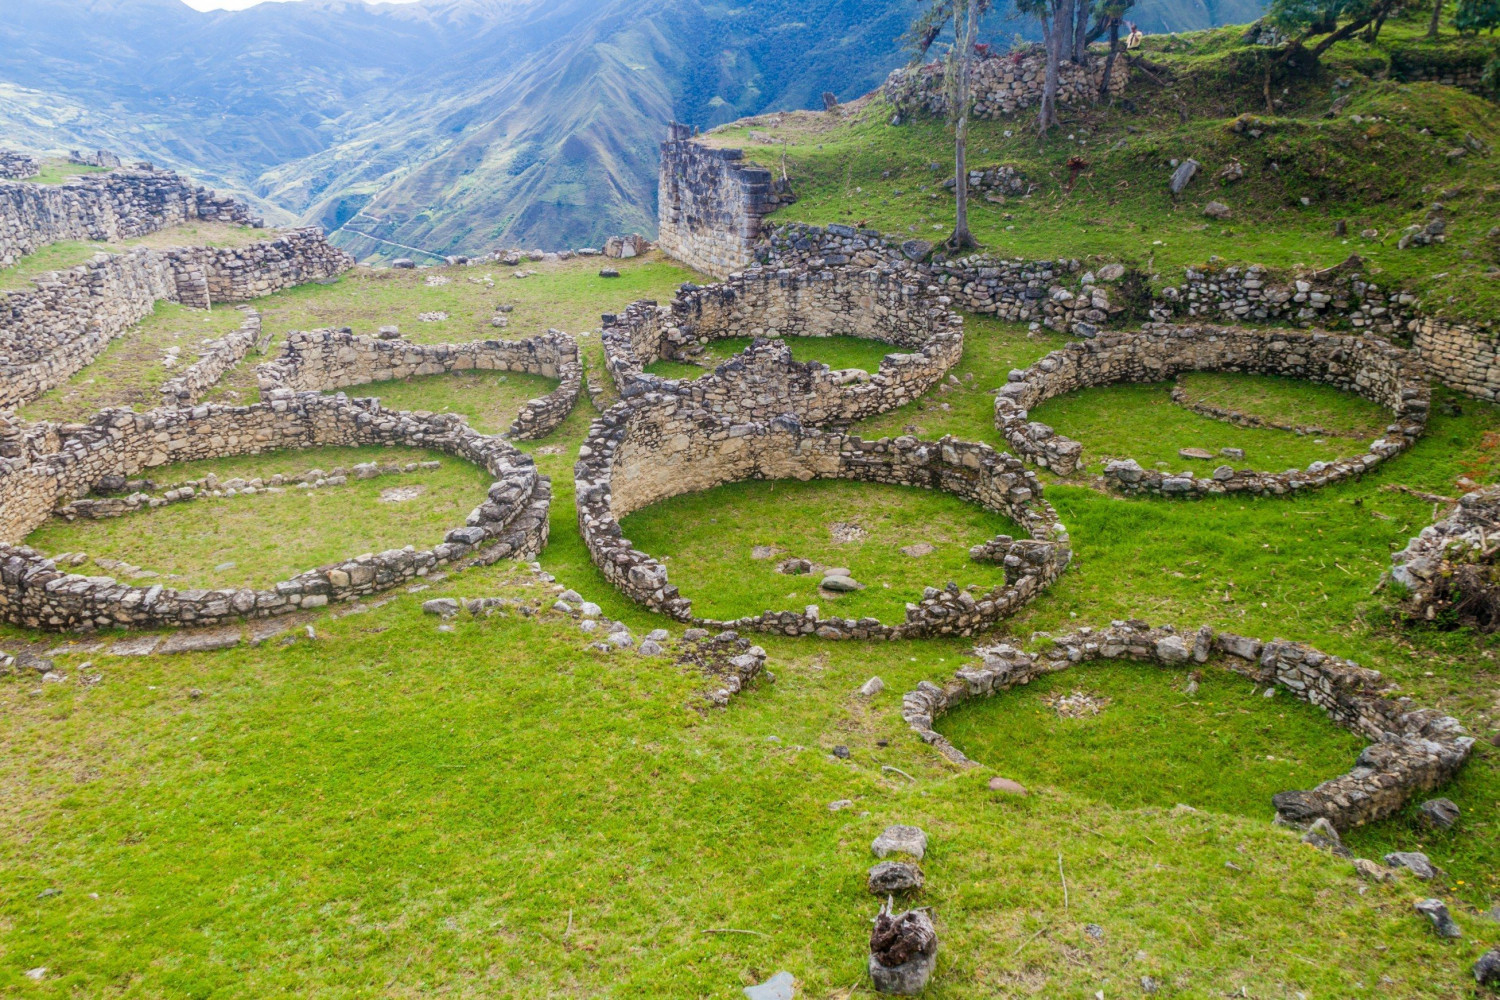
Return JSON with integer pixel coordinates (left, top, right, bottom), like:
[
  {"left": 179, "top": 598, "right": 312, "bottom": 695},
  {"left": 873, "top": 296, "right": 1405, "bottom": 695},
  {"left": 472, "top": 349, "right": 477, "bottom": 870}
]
[
  {"left": 0, "top": 392, "right": 550, "bottom": 631},
  {"left": 993, "top": 322, "right": 1430, "bottom": 497},
  {"left": 1388, "top": 485, "right": 1500, "bottom": 630},
  {"left": 899, "top": 620, "right": 1473, "bottom": 831},
  {"left": 256, "top": 326, "right": 581, "bottom": 440},
  {"left": 158, "top": 307, "right": 262, "bottom": 406},
  {"left": 0, "top": 150, "right": 40, "bottom": 181}
]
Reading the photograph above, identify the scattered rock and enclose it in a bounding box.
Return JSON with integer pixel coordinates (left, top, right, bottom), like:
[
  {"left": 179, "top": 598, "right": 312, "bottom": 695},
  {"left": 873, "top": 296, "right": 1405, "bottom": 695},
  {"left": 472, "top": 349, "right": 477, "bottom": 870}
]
[
  {"left": 1178, "top": 447, "right": 1216, "bottom": 460},
  {"left": 1384, "top": 851, "right": 1438, "bottom": 880},
  {"left": 1044, "top": 689, "right": 1109, "bottom": 718},
  {"left": 391, "top": 258, "right": 415, "bottom": 269},
  {"left": 1204, "top": 201, "right": 1232, "bottom": 220},
  {"left": 778, "top": 558, "right": 813, "bottom": 575},
  {"left": 646, "top": 628, "right": 671, "bottom": 642},
  {"left": 869, "top": 907, "right": 938, "bottom": 995},
  {"left": 868, "top": 860, "right": 925, "bottom": 894},
  {"left": 1220, "top": 447, "right": 1245, "bottom": 460},
  {"left": 1475, "top": 947, "right": 1500, "bottom": 986},
  {"left": 1415, "top": 898, "right": 1462, "bottom": 939},
  {"left": 1352, "top": 858, "right": 1398, "bottom": 883},
  {"left": 751, "top": 545, "right": 780, "bottom": 559},
  {"left": 1084, "top": 923, "right": 1104, "bottom": 939},
  {"left": 872, "top": 825, "right": 928, "bottom": 860},
  {"left": 24, "top": 968, "right": 46, "bottom": 981},
  {"left": 599, "top": 268, "right": 621, "bottom": 278},
  {"left": 859, "top": 676, "right": 885, "bottom": 697},
  {"left": 821, "top": 575, "right": 865, "bottom": 593},
  {"left": 829, "top": 799, "right": 855, "bottom": 811},
  {"left": 1141, "top": 975, "right": 1161, "bottom": 994},
  {"left": 1097, "top": 263, "right": 1127, "bottom": 282},
  {"left": 1418, "top": 798, "right": 1460, "bottom": 829},
  {"left": 743, "top": 971, "right": 796, "bottom": 1000},
  {"left": 833, "top": 745, "right": 851, "bottom": 759},
  {"left": 1300, "top": 817, "right": 1350, "bottom": 857},
  {"left": 422, "top": 598, "right": 460, "bottom": 617},
  {"left": 988, "top": 776, "right": 1029, "bottom": 796},
  {"left": 900, "top": 542, "right": 935, "bottom": 558},
  {"left": 637, "top": 639, "right": 664, "bottom": 656},
  {"left": 829, "top": 521, "right": 868, "bottom": 544},
  {"left": 1169, "top": 158, "right": 1200, "bottom": 195}
]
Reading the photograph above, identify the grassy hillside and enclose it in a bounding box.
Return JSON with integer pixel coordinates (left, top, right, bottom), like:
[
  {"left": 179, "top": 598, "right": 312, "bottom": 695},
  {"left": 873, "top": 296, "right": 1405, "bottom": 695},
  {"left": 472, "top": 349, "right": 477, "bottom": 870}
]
[{"left": 710, "top": 12, "right": 1500, "bottom": 323}]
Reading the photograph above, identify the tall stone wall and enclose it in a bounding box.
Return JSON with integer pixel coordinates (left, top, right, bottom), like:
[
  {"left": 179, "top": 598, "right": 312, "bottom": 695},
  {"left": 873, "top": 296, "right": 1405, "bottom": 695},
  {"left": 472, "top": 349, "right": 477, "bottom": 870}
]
[
  {"left": 0, "top": 165, "right": 260, "bottom": 269},
  {"left": 257, "top": 327, "right": 581, "bottom": 440},
  {"left": 657, "top": 123, "right": 797, "bottom": 279},
  {"left": 0, "top": 393, "right": 550, "bottom": 631},
  {"left": 601, "top": 266, "right": 964, "bottom": 424},
  {"left": 884, "top": 47, "right": 1128, "bottom": 119},
  {"left": 0, "top": 231, "right": 353, "bottom": 411}
]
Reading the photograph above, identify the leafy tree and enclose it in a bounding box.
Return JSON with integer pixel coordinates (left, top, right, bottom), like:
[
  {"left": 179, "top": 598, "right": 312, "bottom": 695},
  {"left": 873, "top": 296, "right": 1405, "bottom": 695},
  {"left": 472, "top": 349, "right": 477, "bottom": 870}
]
[
  {"left": 1455, "top": 0, "right": 1500, "bottom": 32},
  {"left": 907, "top": 0, "right": 994, "bottom": 250},
  {"left": 1259, "top": 0, "right": 1404, "bottom": 111},
  {"left": 1090, "top": 0, "right": 1138, "bottom": 98}
]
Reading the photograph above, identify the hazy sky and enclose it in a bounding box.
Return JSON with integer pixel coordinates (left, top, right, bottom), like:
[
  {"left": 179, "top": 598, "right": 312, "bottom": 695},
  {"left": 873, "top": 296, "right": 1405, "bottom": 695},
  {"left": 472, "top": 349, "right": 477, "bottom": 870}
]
[{"left": 181, "top": 0, "right": 420, "bottom": 10}]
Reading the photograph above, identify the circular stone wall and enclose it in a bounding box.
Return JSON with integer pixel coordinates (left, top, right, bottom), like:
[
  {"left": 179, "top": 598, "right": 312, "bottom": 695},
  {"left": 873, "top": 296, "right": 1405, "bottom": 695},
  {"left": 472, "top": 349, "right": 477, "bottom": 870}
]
[
  {"left": 257, "top": 328, "right": 582, "bottom": 440},
  {"left": 601, "top": 265, "right": 964, "bottom": 424},
  {"left": 0, "top": 391, "right": 550, "bottom": 631},
  {"left": 994, "top": 322, "right": 1430, "bottom": 497},
  {"left": 576, "top": 393, "right": 1069, "bottom": 640}
]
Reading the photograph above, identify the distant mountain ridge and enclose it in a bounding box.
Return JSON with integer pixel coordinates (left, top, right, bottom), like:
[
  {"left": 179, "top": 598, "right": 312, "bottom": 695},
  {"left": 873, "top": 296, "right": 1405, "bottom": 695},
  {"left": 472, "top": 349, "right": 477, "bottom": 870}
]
[{"left": 0, "top": 0, "right": 1266, "bottom": 257}]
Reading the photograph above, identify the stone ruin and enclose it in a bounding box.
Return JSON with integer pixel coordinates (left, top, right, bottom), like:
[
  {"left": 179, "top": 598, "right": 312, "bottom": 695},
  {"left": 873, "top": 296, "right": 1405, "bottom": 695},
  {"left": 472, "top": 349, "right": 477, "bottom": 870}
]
[
  {"left": 67, "top": 149, "right": 124, "bottom": 169},
  {"left": 0, "top": 228, "right": 354, "bottom": 410},
  {"left": 575, "top": 398, "right": 1070, "bottom": 640},
  {"left": 256, "top": 327, "right": 582, "bottom": 440},
  {"left": 0, "top": 150, "right": 40, "bottom": 181},
  {"left": 0, "top": 393, "right": 551, "bottom": 631},
  {"left": 158, "top": 307, "right": 265, "bottom": 407},
  {"left": 600, "top": 265, "right": 964, "bottom": 424},
  {"left": 994, "top": 321, "right": 1432, "bottom": 496},
  {"left": 0, "top": 161, "right": 260, "bottom": 268},
  {"left": 1389, "top": 485, "right": 1500, "bottom": 631},
  {"left": 883, "top": 46, "right": 1128, "bottom": 120},
  {"left": 901, "top": 619, "right": 1474, "bottom": 832}
]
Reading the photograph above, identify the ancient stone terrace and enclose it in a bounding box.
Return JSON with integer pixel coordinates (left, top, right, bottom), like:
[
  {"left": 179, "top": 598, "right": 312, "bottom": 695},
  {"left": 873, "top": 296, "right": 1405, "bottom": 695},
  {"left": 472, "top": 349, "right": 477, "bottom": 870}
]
[
  {"left": 256, "top": 327, "right": 582, "bottom": 440},
  {"left": 0, "top": 151, "right": 40, "bottom": 181},
  {"left": 0, "top": 162, "right": 259, "bottom": 268},
  {"left": 0, "top": 229, "right": 353, "bottom": 410},
  {"left": 884, "top": 46, "right": 1127, "bottom": 119},
  {"left": 575, "top": 395, "right": 1069, "bottom": 640},
  {"left": 994, "top": 322, "right": 1431, "bottom": 497},
  {"left": 0, "top": 393, "right": 550, "bottom": 631},
  {"left": 902, "top": 620, "right": 1474, "bottom": 832},
  {"left": 601, "top": 266, "right": 964, "bottom": 424}
]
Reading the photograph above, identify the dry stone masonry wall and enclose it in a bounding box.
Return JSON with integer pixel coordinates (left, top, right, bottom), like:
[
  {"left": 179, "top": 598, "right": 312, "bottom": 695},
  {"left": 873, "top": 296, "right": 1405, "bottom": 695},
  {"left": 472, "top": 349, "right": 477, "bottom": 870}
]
[
  {"left": 257, "top": 327, "right": 581, "bottom": 440},
  {"left": 657, "top": 123, "right": 796, "bottom": 279},
  {"left": 158, "top": 307, "right": 262, "bottom": 406},
  {"left": 994, "top": 322, "right": 1430, "bottom": 497},
  {"left": 601, "top": 266, "right": 963, "bottom": 424},
  {"left": 884, "top": 48, "right": 1127, "bottom": 120},
  {"left": 902, "top": 620, "right": 1473, "bottom": 831},
  {"left": 0, "top": 152, "right": 40, "bottom": 181},
  {"left": 0, "top": 164, "right": 259, "bottom": 269},
  {"left": 0, "top": 393, "right": 550, "bottom": 631},
  {"left": 1389, "top": 485, "right": 1500, "bottom": 627},
  {"left": 575, "top": 396, "right": 1069, "bottom": 640},
  {"left": 0, "top": 230, "right": 353, "bottom": 410}
]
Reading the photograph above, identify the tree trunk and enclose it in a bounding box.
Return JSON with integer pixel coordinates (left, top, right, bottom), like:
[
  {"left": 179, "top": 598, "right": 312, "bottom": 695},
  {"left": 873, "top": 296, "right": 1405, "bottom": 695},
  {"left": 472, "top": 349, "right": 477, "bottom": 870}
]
[
  {"left": 1098, "top": 18, "right": 1121, "bottom": 99},
  {"left": 1038, "top": 0, "right": 1070, "bottom": 133},
  {"left": 951, "top": 0, "right": 979, "bottom": 250},
  {"left": 1072, "top": 0, "right": 1091, "bottom": 63},
  {"left": 1427, "top": 0, "right": 1442, "bottom": 37}
]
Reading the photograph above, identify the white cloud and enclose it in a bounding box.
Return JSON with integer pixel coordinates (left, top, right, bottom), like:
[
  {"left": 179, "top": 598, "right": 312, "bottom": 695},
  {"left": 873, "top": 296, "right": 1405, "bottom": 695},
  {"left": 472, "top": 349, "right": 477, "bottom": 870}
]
[{"left": 180, "top": 0, "right": 420, "bottom": 10}]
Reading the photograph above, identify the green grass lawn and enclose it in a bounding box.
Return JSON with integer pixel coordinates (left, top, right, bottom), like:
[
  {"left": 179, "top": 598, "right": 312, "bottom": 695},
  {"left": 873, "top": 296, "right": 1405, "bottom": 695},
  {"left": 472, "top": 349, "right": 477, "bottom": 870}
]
[
  {"left": 938, "top": 659, "right": 1370, "bottom": 820},
  {"left": 1174, "top": 371, "right": 1395, "bottom": 438},
  {"left": 328, "top": 370, "right": 561, "bottom": 436},
  {"left": 30, "top": 161, "right": 110, "bottom": 185},
  {"left": 24, "top": 446, "right": 488, "bottom": 590},
  {"left": 643, "top": 333, "right": 906, "bottom": 380},
  {"left": 1030, "top": 381, "right": 1380, "bottom": 473},
  {"left": 620, "top": 478, "right": 1021, "bottom": 622}
]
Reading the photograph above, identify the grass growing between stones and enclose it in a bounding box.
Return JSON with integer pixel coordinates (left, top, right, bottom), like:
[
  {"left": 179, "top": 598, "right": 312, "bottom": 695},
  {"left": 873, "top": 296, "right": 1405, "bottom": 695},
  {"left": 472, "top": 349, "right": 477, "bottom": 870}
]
[
  {"left": 1030, "top": 381, "right": 1381, "bottom": 472},
  {"left": 0, "top": 222, "right": 269, "bottom": 292},
  {"left": 938, "top": 659, "right": 1369, "bottom": 820},
  {"left": 642, "top": 334, "right": 908, "bottom": 380},
  {"left": 620, "top": 479, "right": 1022, "bottom": 623},
  {"left": 327, "top": 370, "right": 560, "bottom": 436},
  {"left": 23, "top": 446, "right": 487, "bottom": 590},
  {"left": 18, "top": 303, "right": 253, "bottom": 423}
]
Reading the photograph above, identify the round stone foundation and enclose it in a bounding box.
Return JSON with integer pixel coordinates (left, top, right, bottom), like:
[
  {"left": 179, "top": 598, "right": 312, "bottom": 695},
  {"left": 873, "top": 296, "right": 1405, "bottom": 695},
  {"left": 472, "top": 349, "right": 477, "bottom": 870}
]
[
  {"left": 0, "top": 391, "right": 550, "bottom": 631},
  {"left": 994, "top": 322, "right": 1430, "bottom": 497},
  {"left": 576, "top": 393, "right": 1070, "bottom": 640}
]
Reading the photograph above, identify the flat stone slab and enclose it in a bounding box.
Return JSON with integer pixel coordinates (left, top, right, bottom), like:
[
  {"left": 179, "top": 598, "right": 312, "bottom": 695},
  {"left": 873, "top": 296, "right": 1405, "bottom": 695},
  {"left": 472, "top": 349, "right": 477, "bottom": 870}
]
[
  {"left": 872, "top": 824, "right": 928, "bottom": 860},
  {"left": 743, "top": 971, "right": 795, "bottom": 1000},
  {"left": 106, "top": 636, "right": 163, "bottom": 657},
  {"left": 988, "top": 776, "right": 1029, "bottom": 795},
  {"left": 900, "top": 542, "right": 935, "bottom": 558},
  {"left": 1178, "top": 447, "right": 1216, "bottom": 460},
  {"left": 158, "top": 628, "right": 242, "bottom": 655}
]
